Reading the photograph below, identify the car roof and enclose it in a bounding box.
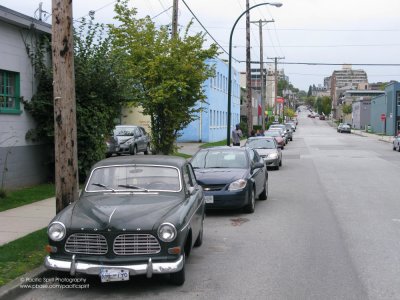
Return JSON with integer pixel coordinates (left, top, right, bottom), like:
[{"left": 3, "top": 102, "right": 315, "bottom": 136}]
[
  {"left": 200, "top": 146, "right": 249, "bottom": 151},
  {"left": 247, "top": 136, "right": 275, "bottom": 140},
  {"left": 115, "top": 125, "right": 140, "bottom": 129},
  {"left": 93, "top": 155, "right": 187, "bottom": 169}
]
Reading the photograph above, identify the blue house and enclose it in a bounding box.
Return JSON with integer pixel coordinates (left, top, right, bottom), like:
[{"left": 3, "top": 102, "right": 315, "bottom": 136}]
[
  {"left": 177, "top": 58, "right": 241, "bottom": 143},
  {"left": 370, "top": 82, "right": 400, "bottom": 135}
]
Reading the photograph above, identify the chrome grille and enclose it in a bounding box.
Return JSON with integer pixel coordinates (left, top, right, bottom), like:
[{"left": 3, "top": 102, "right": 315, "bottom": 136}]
[
  {"left": 113, "top": 234, "right": 161, "bottom": 255},
  {"left": 201, "top": 184, "right": 226, "bottom": 191},
  {"left": 65, "top": 233, "right": 108, "bottom": 255}
]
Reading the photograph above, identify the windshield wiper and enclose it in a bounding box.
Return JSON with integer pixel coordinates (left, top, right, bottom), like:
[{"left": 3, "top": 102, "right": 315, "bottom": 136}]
[
  {"left": 92, "top": 183, "right": 116, "bottom": 192},
  {"left": 118, "top": 184, "right": 149, "bottom": 192}
]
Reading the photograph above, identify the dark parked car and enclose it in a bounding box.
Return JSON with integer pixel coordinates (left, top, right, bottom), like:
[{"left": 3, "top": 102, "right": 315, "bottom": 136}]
[
  {"left": 191, "top": 146, "right": 268, "bottom": 213},
  {"left": 245, "top": 137, "right": 282, "bottom": 170},
  {"left": 114, "top": 125, "right": 151, "bottom": 155},
  {"left": 44, "top": 156, "right": 205, "bottom": 285},
  {"left": 393, "top": 135, "right": 400, "bottom": 152}
]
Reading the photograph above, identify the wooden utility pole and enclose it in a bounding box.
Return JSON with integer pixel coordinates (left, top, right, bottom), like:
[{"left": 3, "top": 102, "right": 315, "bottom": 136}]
[
  {"left": 245, "top": 0, "right": 252, "bottom": 136},
  {"left": 250, "top": 19, "right": 274, "bottom": 131},
  {"left": 267, "top": 56, "right": 284, "bottom": 118},
  {"left": 52, "top": 0, "right": 79, "bottom": 213},
  {"left": 172, "top": 0, "right": 179, "bottom": 38}
]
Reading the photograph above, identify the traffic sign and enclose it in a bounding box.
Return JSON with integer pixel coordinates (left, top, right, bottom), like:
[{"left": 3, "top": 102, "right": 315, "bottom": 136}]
[{"left": 380, "top": 113, "right": 386, "bottom": 121}]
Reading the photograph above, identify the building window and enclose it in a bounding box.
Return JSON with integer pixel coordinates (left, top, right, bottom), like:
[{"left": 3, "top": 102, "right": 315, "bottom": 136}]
[
  {"left": 0, "top": 70, "right": 21, "bottom": 114},
  {"left": 397, "top": 92, "right": 400, "bottom": 106}
]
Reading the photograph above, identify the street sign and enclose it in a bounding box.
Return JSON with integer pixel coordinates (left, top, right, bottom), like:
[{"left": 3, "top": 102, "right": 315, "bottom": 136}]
[{"left": 381, "top": 113, "right": 386, "bottom": 121}]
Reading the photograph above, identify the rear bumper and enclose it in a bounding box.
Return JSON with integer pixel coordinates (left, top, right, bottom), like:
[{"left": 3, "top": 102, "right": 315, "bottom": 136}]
[{"left": 44, "top": 254, "right": 184, "bottom": 278}]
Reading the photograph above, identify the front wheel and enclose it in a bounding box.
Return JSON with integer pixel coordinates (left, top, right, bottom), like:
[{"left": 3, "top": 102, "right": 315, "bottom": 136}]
[
  {"left": 258, "top": 180, "right": 268, "bottom": 200},
  {"left": 194, "top": 218, "right": 204, "bottom": 247},
  {"left": 244, "top": 187, "right": 255, "bottom": 213},
  {"left": 169, "top": 254, "right": 185, "bottom": 285},
  {"left": 129, "top": 145, "right": 137, "bottom": 155}
]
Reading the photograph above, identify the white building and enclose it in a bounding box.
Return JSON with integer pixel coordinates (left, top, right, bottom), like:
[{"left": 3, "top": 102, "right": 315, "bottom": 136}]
[{"left": 0, "top": 5, "right": 51, "bottom": 188}]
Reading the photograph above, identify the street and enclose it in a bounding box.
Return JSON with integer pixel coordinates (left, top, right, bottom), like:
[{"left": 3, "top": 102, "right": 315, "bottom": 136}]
[{"left": 16, "top": 111, "right": 400, "bottom": 300}]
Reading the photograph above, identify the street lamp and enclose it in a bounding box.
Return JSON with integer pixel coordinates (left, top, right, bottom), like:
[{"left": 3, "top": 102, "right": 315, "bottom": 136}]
[{"left": 226, "top": 2, "right": 282, "bottom": 146}]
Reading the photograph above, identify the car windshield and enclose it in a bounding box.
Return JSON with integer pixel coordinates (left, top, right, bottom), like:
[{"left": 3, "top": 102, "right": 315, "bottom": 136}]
[
  {"left": 246, "top": 139, "right": 276, "bottom": 149},
  {"left": 191, "top": 150, "right": 247, "bottom": 169},
  {"left": 264, "top": 131, "right": 280, "bottom": 137},
  {"left": 114, "top": 128, "right": 135, "bottom": 136},
  {"left": 86, "top": 165, "right": 181, "bottom": 192}
]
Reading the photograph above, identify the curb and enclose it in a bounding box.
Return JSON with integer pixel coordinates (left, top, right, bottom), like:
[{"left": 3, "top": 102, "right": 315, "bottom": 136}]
[{"left": 0, "top": 265, "right": 50, "bottom": 300}]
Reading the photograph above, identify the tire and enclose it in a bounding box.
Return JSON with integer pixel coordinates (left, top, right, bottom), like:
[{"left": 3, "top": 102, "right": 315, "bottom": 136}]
[
  {"left": 144, "top": 144, "right": 150, "bottom": 155},
  {"left": 244, "top": 187, "right": 255, "bottom": 213},
  {"left": 398, "top": 145, "right": 400, "bottom": 152},
  {"left": 290, "top": 137, "right": 293, "bottom": 141},
  {"left": 258, "top": 180, "right": 268, "bottom": 200},
  {"left": 194, "top": 218, "right": 204, "bottom": 247},
  {"left": 393, "top": 145, "right": 396, "bottom": 151},
  {"left": 279, "top": 159, "right": 282, "bottom": 167},
  {"left": 169, "top": 254, "right": 185, "bottom": 286},
  {"left": 129, "top": 145, "right": 137, "bottom": 155}
]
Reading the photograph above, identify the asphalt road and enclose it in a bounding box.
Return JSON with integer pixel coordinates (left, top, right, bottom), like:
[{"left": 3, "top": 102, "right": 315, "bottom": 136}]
[{"left": 16, "top": 111, "right": 400, "bottom": 300}]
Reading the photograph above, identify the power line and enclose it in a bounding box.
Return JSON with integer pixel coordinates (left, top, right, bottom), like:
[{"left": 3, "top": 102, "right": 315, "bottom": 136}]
[
  {"left": 181, "top": 0, "right": 239, "bottom": 62},
  {"left": 247, "top": 61, "right": 400, "bottom": 66},
  {"left": 151, "top": 6, "right": 173, "bottom": 20}
]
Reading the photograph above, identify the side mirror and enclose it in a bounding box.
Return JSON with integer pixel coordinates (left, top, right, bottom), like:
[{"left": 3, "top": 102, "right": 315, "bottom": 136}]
[
  {"left": 252, "top": 162, "right": 264, "bottom": 170},
  {"left": 188, "top": 186, "right": 196, "bottom": 195}
]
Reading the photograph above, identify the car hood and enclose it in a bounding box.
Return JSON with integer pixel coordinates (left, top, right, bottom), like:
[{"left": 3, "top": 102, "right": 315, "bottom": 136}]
[
  {"left": 254, "top": 148, "right": 278, "bottom": 156},
  {"left": 194, "top": 168, "right": 248, "bottom": 185},
  {"left": 67, "top": 193, "right": 182, "bottom": 231},
  {"left": 115, "top": 136, "right": 132, "bottom": 144}
]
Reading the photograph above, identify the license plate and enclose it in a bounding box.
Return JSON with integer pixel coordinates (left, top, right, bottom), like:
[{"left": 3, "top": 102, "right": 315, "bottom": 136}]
[
  {"left": 205, "top": 195, "right": 214, "bottom": 204},
  {"left": 100, "top": 268, "right": 129, "bottom": 283}
]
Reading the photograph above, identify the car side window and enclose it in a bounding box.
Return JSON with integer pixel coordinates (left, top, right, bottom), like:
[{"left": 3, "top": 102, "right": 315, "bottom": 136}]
[
  {"left": 252, "top": 150, "right": 261, "bottom": 163},
  {"left": 247, "top": 149, "right": 255, "bottom": 165},
  {"left": 183, "top": 164, "right": 193, "bottom": 188},
  {"left": 134, "top": 128, "right": 141, "bottom": 138}
]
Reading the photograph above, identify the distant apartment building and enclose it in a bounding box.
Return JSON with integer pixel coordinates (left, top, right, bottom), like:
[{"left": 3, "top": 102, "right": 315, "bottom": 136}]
[{"left": 329, "top": 65, "right": 368, "bottom": 119}]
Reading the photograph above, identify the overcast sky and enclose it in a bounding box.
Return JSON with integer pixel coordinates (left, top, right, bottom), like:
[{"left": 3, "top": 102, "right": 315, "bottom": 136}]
[{"left": 2, "top": 0, "right": 400, "bottom": 91}]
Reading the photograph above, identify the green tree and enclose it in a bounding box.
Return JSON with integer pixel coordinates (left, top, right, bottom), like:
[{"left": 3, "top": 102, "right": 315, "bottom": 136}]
[
  {"left": 284, "top": 107, "right": 296, "bottom": 118},
  {"left": 321, "top": 96, "right": 332, "bottom": 116},
  {"left": 24, "top": 19, "right": 128, "bottom": 181},
  {"left": 110, "top": 0, "right": 218, "bottom": 154},
  {"left": 342, "top": 103, "right": 352, "bottom": 115}
]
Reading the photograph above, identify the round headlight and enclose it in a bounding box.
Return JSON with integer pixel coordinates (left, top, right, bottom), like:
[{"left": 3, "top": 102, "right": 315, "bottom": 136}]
[
  {"left": 228, "top": 179, "right": 247, "bottom": 191},
  {"left": 158, "top": 223, "right": 177, "bottom": 242},
  {"left": 269, "top": 152, "right": 278, "bottom": 159},
  {"left": 48, "top": 222, "right": 66, "bottom": 241}
]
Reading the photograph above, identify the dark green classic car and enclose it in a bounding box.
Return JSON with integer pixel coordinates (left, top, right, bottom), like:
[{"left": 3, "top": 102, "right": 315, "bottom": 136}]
[{"left": 44, "top": 156, "right": 205, "bottom": 285}]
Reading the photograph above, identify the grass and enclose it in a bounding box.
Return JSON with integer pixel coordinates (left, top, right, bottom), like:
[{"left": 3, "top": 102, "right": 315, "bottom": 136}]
[
  {"left": 174, "top": 152, "right": 192, "bottom": 159},
  {"left": 0, "top": 183, "right": 55, "bottom": 212},
  {"left": 0, "top": 228, "right": 48, "bottom": 287},
  {"left": 200, "top": 140, "right": 228, "bottom": 148}
]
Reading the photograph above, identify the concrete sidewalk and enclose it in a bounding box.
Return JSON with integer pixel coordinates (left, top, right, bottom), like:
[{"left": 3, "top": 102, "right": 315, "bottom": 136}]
[
  {"left": 0, "top": 142, "right": 204, "bottom": 247},
  {"left": 0, "top": 197, "right": 55, "bottom": 246}
]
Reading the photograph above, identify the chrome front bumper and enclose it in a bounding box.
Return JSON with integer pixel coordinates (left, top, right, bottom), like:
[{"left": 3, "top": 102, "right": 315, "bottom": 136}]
[{"left": 45, "top": 255, "right": 184, "bottom": 278}]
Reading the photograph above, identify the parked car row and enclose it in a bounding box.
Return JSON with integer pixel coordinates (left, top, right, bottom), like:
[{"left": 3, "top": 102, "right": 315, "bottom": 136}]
[{"left": 44, "top": 121, "right": 298, "bottom": 286}]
